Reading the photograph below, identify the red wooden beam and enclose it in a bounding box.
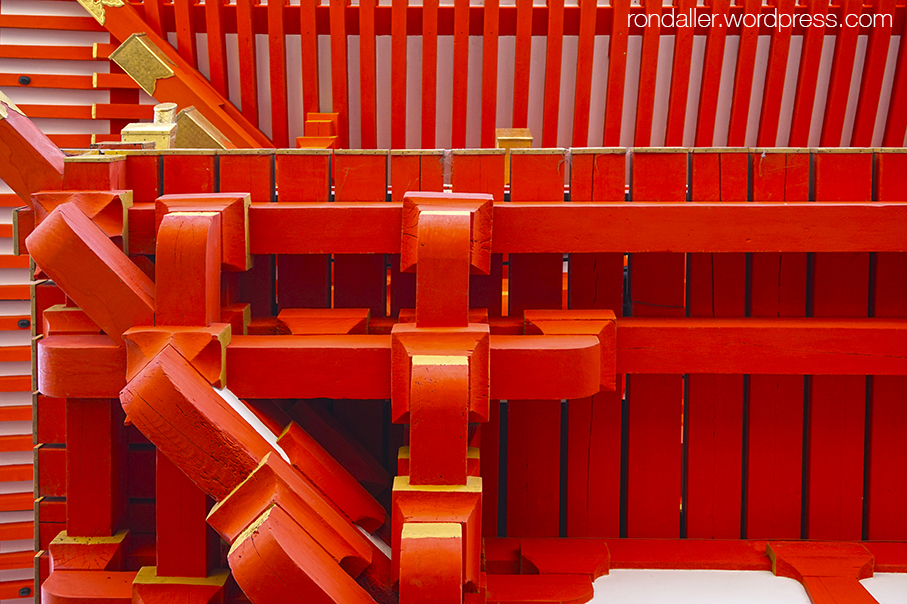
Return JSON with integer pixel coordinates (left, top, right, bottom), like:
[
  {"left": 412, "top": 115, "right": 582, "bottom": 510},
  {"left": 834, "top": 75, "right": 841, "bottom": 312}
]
[{"left": 225, "top": 201, "right": 907, "bottom": 257}]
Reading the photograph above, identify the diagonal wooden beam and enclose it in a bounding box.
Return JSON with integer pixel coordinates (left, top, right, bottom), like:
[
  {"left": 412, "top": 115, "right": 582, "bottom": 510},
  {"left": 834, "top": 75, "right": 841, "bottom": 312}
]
[
  {"left": 0, "top": 92, "right": 64, "bottom": 203},
  {"left": 75, "top": 0, "right": 271, "bottom": 148}
]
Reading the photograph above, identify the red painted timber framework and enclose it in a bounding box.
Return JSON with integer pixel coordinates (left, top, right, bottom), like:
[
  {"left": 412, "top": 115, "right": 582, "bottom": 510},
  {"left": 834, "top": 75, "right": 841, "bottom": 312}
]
[{"left": 5, "top": 97, "right": 907, "bottom": 602}]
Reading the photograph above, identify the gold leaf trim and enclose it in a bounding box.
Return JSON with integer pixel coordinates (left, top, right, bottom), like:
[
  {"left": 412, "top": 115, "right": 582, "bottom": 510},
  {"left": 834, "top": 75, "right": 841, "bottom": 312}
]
[
  {"left": 0, "top": 90, "right": 25, "bottom": 120},
  {"left": 76, "top": 0, "right": 125, "bottom": 26},
  {"left": 109, "top": 34, "right": 175, "bottom": 97}
]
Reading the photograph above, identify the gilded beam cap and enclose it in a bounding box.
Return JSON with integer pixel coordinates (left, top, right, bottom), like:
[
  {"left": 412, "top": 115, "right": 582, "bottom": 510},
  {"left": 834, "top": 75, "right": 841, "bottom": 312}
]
[{"left": 153, "top": 103, "right": 178, "bottom": 124}]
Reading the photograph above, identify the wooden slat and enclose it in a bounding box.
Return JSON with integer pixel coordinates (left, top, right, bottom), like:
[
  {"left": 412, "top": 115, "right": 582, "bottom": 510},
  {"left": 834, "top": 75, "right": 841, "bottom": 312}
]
[
  {"left": 301, "top": 0, "right": 321, "bottom": 118},
  {"left": 276, "top": 151, "right": 331, "bottom": 309},
  {"left": 541, "top": 0, "right": 565, "bottom": 148},
  {"left": 0, "top": 406, "right": 31, "bottom": 423},
  {"left": 106, "top": 71, "right": 139, "bottom": 138},
  {"left": 808, "top": 151, "right": 872, "bottom": 541},
  {"left": 0, "top": 74, "right": 90, "bottom": 90},
  {"left": 726, "top": 0, "right": 761, "bottom": 146},
  {"left": 330, "top": 0, "right": 350, "bottom": 148},
  {"left": 0, "top": 257, "right": 29, "bottom": 269},
  {"left": 0, "top": 317, "right": 30, "bottom": 333},
  {"left": 440, "top": 179, "right": 506, "bottom": 536},
  {"left": 820, "top": 0, "right": 861, "bottom": 146},
  {"left": 869, "top": 152, "right": 907, "bottom": 540},
  {"left": 0, "top": 493, "right": 33, "bottom": 513},
  {"left": 359, "top": 0, "right": 378, "bottom": 149},
  {"left": 421, "top": 0, "right": 439, "bottom": 149},
  {"left": 851, "top": 0, "right": 897, "bottom": 146},
  {"left": 634, "top": 0, "right": 661, "bottom": 147},
  {"left": 0, "top": 194, "right": 25, "bottom": 208},
  {"left": 451, "top": 151, "right": 505, "bottom": 316},
  {"left": 0, "top": 465, "right": 32, "bottom": 483},
  {"left": 162, "top": 153, "right": 216, "bottom": 195},
  {"left": 0, "top": 551, "right": 36, "bottom": 572},
  {"left": 694, "top": 0, "right": 730, "bottom": 147},
  {"left": 883, "top": 32, "right": 907, "bottom": 146},
  {"left": 0, "top": 286, "right": 31, "bottom": 301},
  {"left": 124, "top": 154, "right": 162, "bottom": 204},
  {"left": 0, "top": 376, "right": 31, "bottom": 394},
  {"left": 566, "top": 150, "right": 625, "bottom": 539},
  {"left": 205, "top": 0, "right": 230, "bottom": 97},
  {"left": 93, "top": 103, "right": 155, "bottom": 121},
  {"left": 756, "top": 0, "right": 796, "bottom": 146},
  {"left": 236, "top": 0, "right": 260, "bottom": 130},
  {"left": 626, "top": 150, "right": 686, "bottom": 538},
  {"left": 788, "top": 0, "right": 830, "bottom": 147},
  {"left": 571, "top": 0, "right": 597, "bottom": 148},
  {"left": 0, "top": 14, "right": 102, "bottom": 32},
  {"left": 507, "top": 401, "right": 561, "bottom": 537},
  {"left": 174, "top": 0, "right": 199, "bottom": 69},
  {"left": 481, "top": 0, "right": 501, "bottom": 149},
  {"left": 268, "top": 0, "right": 290, "bottom": 148},
  {"left": 220, "top": 150, "right": 274, "bottom": 203},
  {"left": 664, "top": 0, "right": 695, "bottom": 146},
  {"left": 0, "top": 347, "right": 30, "bottom": 363},
  {"left": 143, "top": 0, "right": 165, "bottom": 37},
  {"left": 0, "top": 579, "right": 37, "bottom": 600},
  {"left": 0, "top": 435, "right": 31, "bottom": 453},
  {"left": 391, "top": 0, "right": 409, "bottom": 149},
  {"left": 602, "top": 0, "right": 630, "bottom": 147},
  {"left": 512, "top": 0, "right": 533, "bottom": 129},
  {"left": 332, "top": 152, "right": 388, "bottom": 316},
  {"left": 746, "top": 150, "right": 808, "bottom": 539},
  {"left": 451, "top": 0, "right": 470, "bottom": 149},
  {"left": 389, "top": 151, "right": 443, "bottom": 315},
  {"left": 93, "top": 73, "right": 142, "bottom": 90},
  {"left": 0, "top": 45, "right": 96, "bottom": 61},
  {"left": 481, "top": 401, "right": 501, "bottom": 537},
  {"left": 16, "top": 104, "right": 93, "bottom": 120},
  {"left": 686, "top": 151, "right": 747, "bottom": 539},
  {"left": 241, "top": 255, "right": 275, "bottom": 318},
  {"left": 508, "top": 152, "right": 565, "bottom": 317}
]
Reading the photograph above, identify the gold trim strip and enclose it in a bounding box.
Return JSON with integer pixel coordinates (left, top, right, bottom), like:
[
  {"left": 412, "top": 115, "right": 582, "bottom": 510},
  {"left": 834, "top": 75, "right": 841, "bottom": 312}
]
[
  {"left": 401, "top": 523, "right": 461, "bottom": 540},
  {"left": 0, "top": 90, "right": 25, "bottom": 120}
]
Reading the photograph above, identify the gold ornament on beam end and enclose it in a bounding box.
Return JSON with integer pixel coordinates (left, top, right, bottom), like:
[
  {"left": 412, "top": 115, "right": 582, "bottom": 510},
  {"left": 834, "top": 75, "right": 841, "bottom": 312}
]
[{"left": 76, "top": 0, "right": 125, "bottom": 26}]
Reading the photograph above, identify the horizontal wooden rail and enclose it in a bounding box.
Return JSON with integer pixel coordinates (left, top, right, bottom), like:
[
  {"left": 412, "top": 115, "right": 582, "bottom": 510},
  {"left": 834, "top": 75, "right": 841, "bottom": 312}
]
[
  {"left": 0, "top": 406, "right": 31, "bottom": 423},
  {"left": 616, "top": 318, "right": 907, "bottom": 375},
  {"left": 0, "top": 493, "right": 34, "bottom": 513},
  {"left": 235, "top": 202, "right": 907, "bottom": 256},
  {"left": 0, "top": 15, "right": 102, "bottom": 32},
  {"left": 504, "top": 538, "right": 905, "bottom": 572},
  {"left": 42, "top": 318, "right": 907, "bottom": 399},
  {"left": 222, "top": 318, "right": 907, "bottom": 399},
  {"left": 0, "top": 551, "right": 36, "bottom": 572},
  {"left": 0, "top": 45, "right": 98, "bottom": 62},
  {"left": 0, "top": 579, "right": 34, "bottom": 600}
]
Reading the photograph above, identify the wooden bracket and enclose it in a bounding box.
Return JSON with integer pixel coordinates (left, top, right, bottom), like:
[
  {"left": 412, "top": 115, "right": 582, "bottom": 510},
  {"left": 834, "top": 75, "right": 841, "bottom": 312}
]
[
  {"left": 156, "top": 194, "right": 252, "bottom": 272},
  {"left": 123, "top": 325, "right": 231, "bottom": 387},
  {"left": 33, "top": 190, "right": 132, "bottom": 254},
  {"left": 525, "top": 309, "right": 617, "bottom": 392},
  {"left": 768, "top": 542, "right": 876, "bottom": 604},
  {"left": 391, "top": 323, "right": 490, "bottom": 424}
]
